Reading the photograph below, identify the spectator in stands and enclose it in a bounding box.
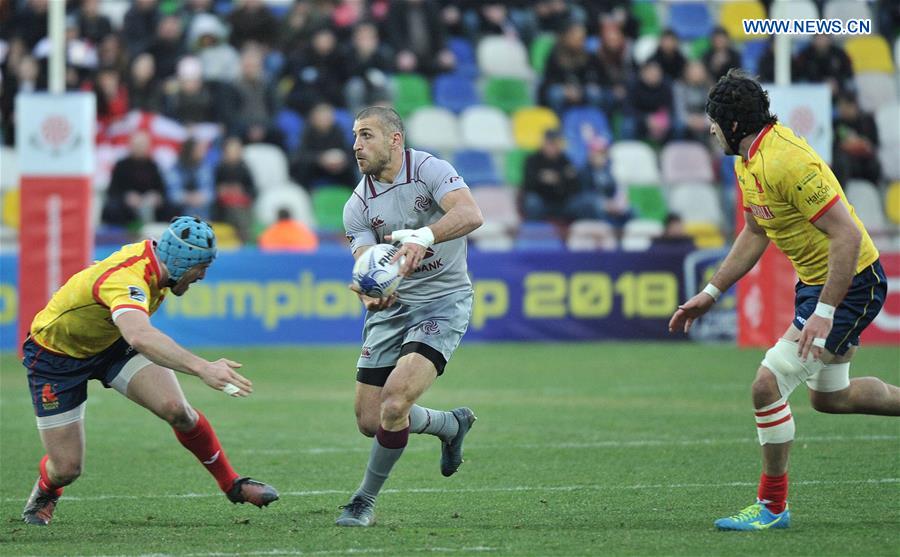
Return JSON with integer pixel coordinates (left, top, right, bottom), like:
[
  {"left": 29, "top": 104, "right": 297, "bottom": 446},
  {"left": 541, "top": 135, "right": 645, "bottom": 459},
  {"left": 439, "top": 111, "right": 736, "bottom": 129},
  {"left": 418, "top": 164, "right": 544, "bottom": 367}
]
[
  {"left": 90, "top": 66, "right": 130, "bottom": 125},
  {"left": 164, "top": 56, "right": 218, "bottom": 124},
  {"left": 291, "top": 102, "right": 356, "bottom": 189},
  {"left": 582, "top": 1, "right": 639, "bottom": 40},
  {"left": 385, "top": 0, "right": 455, "bottom": 76},
  {"left": 533, "top": 0, "right": 580, "bottom": 33},
  {"left": 795, "top": 34, "right": 854, "bottom": 96},
  {"left": 233, "top": 46, "right": 280, "bottom": 137},
  {"left": 284, "top": 25, "right": 347, "bottom": 114},
  {"left": 578, "top": 136, "right": 631, "bottom": 228},
  {"left": 166, "top": 138, "right": 215, "bottom": 220},
  {"left": 258, "top": 208, "right": 319, "bottom": 252},
  {"left": 342, "top": 21, "right": 394, "bottom": 113},
  {"left": 76, "top": 0, "right": 113, "bottom": 45},
  {"left": 674, "top": 61, "right": 714, "bottom": 143},
  {"left": 651, "top": 29, "right": 686, "bottom": 82},
  {"left": 651, "top": 213, "right": 694, "bottom": 248},
  {"left": 12, "top": 0, "right": 49, "bottom": 51},
  {"left": 128, "top": 53, "right": 164, "bottom": 113},
  {"left": 189, "top": 13, "right": 241, "bottom": 84},
  {"left": 703, "top": 26, "right": 741, "bottom": 82},
  {"left": 279, "top": 0, "right": 333, "bottom": 51},
  {"left": 122, "top": 0, "right": 159, "bottom": 58},
  {"left": 147, "top": 15, "right": 186, "bottom": 81},
  {"left": 332, "top": 0, "right": 370, "bottom": 35},
  {"left": 103, "top": 131, "right": 177, "bottom": 227},
  {"left": 521, "top": 129, "right": 603, "bottom": 222},
  {"left": 228, "top": 0, "right": 279, "bottom": 49},
  {"left": 97, "top": 32, "right": 129, "bottom": 76},
  {"left": 594, "top": 20, "right": 632, "bottom": 111},
  {"left": 539, "top": 20, "right": 605, "bottom": 114},
  {"left": 832, "top": 91, "right": 881, "bottom": 185},
  {"left": 461, "top": 3, "right": 536, "bottom": 44},
  {"left": 213, "top": 137, "right": 257, "bottom": 243},
  {"left": 623, "top": 60, "right": 673, "bottom": 143}
]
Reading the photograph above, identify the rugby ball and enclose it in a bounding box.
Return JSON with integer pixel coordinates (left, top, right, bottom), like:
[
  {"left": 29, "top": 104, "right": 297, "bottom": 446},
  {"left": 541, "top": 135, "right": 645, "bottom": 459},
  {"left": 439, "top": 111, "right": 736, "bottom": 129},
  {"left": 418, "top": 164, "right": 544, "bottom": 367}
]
[{"left": 352, "top": 244, "right": 403, "bottom": 298}]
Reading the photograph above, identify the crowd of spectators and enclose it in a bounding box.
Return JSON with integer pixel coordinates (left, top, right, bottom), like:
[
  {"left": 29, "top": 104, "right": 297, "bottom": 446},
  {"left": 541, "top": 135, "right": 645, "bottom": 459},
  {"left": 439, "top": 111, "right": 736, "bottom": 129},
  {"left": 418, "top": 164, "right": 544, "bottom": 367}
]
[{"left": 1, "top": 0, "right": 897, "bottom": 249}]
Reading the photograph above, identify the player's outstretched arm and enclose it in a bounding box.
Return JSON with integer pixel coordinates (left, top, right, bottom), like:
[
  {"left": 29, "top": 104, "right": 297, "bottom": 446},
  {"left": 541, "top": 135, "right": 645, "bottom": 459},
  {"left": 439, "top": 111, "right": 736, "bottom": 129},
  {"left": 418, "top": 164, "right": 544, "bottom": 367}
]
[
  {"left": 115, "top": 310, "right": 253, "bottom": 396},
  {"left": 669, "top": 216, "right": 769, "bottom": 334}
]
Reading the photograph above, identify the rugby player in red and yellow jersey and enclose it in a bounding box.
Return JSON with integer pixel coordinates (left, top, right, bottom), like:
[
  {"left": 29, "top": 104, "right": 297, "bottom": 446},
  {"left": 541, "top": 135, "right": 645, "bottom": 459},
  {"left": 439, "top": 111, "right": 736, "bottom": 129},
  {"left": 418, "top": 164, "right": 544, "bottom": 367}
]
[
  {"left": 669, "top": 70, "right": 898, "bottom": 531},
  {"left": 21, "top": 217, "right": 278, "bottom": 526}
]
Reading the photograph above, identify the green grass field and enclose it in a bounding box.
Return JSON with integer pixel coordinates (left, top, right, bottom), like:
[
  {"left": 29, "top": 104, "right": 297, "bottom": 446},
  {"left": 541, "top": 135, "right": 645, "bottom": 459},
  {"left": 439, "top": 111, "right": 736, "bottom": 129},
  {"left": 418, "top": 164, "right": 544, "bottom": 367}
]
[{"left": 1, "top": 342, "right": 898, "bottom": 556}]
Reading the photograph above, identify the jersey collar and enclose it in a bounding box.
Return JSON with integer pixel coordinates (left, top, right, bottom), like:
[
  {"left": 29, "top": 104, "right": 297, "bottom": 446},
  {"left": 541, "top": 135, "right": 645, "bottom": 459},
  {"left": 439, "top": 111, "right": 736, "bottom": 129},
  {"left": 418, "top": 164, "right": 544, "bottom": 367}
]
[
  {"left": 366, "top": 149, "right": 412, "bottom": 197},
  {"left": 745, "top": 124, "right": 773, "bottom": 162}
]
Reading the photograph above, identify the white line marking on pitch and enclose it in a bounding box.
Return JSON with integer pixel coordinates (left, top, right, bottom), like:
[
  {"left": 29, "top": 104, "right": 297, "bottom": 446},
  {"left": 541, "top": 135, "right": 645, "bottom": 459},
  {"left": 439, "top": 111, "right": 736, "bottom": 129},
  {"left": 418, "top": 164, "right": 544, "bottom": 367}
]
[
  {"left": 29, "top": 546, "right": 500, "bottom": 557},
  {"left": 16, "top": 477, "right": 897, "bottom": 503}
]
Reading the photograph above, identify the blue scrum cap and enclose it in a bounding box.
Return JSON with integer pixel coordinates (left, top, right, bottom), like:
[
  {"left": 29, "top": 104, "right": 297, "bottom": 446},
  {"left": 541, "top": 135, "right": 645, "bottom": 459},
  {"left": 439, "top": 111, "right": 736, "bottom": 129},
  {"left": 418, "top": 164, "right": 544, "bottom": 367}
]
[{"left": 156, "top": 216, "right": 217, "bottom": 283}]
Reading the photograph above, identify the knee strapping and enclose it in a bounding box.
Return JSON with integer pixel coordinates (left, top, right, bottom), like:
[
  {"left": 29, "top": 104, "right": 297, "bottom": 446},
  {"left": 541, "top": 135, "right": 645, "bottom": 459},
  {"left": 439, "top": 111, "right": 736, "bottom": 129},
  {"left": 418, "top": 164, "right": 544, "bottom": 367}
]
[
  {"left": 761, "top": 339, "right": 827, "bottom": 397},
  {"left": 755, "top": 396, "right": 795, "bottom": 445},
  {"left": 807, "top": 362, "right": 851, "bottom": 393}
]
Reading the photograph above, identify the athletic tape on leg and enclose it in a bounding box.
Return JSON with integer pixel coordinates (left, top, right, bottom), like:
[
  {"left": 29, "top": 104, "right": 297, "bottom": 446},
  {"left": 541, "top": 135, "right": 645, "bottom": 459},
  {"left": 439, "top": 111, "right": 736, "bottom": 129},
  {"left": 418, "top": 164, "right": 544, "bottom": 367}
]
[
  {"left": 761, "top": 339, "right": 826, "bottom": 398},
  {"left": 755, "top": 396, "right": 794, "bottom": 445},
  {"left": 807, "top": 362, "right": 851, "bottom": 393}
]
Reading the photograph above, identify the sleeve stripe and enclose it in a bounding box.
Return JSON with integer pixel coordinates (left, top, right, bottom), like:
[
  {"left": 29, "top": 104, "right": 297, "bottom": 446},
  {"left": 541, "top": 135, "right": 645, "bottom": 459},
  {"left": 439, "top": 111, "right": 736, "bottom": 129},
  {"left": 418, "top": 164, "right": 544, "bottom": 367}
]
[
  {"left": 743, "top": 206, "right": 751, "bottom": 212},
  {"left": 809, "top": 194, "right": 840, "bottom": 223}
]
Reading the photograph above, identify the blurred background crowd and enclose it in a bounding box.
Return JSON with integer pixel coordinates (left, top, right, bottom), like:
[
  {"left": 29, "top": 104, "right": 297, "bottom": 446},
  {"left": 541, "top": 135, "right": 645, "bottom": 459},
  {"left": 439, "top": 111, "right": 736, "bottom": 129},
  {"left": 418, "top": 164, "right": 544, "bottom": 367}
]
[{"left": 1, "top": 0, "right": 898, "bottom": 252}]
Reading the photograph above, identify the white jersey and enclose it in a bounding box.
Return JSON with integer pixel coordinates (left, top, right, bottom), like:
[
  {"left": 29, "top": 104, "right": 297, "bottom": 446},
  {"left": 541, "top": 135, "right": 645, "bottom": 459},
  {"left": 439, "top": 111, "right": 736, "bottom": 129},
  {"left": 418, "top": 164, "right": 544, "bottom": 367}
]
[{"left": 343, "top": 148, "right": 472, "bottom": 304}]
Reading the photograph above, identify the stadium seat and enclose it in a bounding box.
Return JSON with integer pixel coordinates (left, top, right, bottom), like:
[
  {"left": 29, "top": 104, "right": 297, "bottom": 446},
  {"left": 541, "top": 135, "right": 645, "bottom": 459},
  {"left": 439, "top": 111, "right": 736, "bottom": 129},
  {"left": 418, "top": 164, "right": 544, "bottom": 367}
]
[
  {"left": 823, "top": 0, "right": 872, "bottom": 24},
  {"left": 609, "top": 140, "right": 660, "bottom": 187},
  {"left": 628, "top": 185, "right": 668, "bottom": 223},
  {"left": 276, "top": 109, "right": 305, "bottom": 153},
  {"left": 0, "top": 146, "right": 18, "bottom": 191},
  {"left": 875, "top": 103, "right": 900, "bottom": 147},
  {"left": 471, "top": 185, "right": 520, "bottom": 229},
  {"left": 243, "top": 144, "right": 290, "bottom": 191},
  {"left": 312, "top": 186, "right": 353, "bottom": 232},
  {"left": 719, "top": 1, "right": 766, "bottom": 42},
  {"left": 845, "top": 179, "right": 887, "bottom": 231},
  {"left": 895, "top": 36, "right": 900, "bottom": 72},
  {"left": 483, "top": 77, "right": 533, "bottom": 114},
  {"left": 391, "top": 73, "right": 431, "bottom": 118},
  {"left": 879, "top": 143, "right": 900, "bottom": 181},
  {"left": 667, "top": 3, "right": 712, "bottom": 40},
  {"left": 741, "top": 40, "right": 769, "bottom": 75},
  {"left": 668, "top": 183, "right": 724, "bottom": 226},
  {"left": 255, "top": 183, "right": 316, "bottom": 228},
  {"left": 660, "top": 141, "right": 714, "bottom": 186},
  {"left": 562, "top": 107, "right": 613, "bottom": 168},
  {"left": 448, "top": 36, "right": 479, "bottom": 77},
  {"left": 515, "top": 221, "right": 565, "bottom": 251},
  {"left": 2, "top": 188, "right": 19, "bottom": 230},
  {"left": 844, "top": 36, "right": 895, "bottom": 74},
  {"left": 622, "top": 218, "right": 663, "bottom": 251},
  {"left": 855, "top": 72, "right": 899, "bottom": 113},
  {"left": 98, "top": 0, "right": 129, "bottom": 28},
  {"left": 332, "top": 108, "right": 355, "bottom": 146},
  {"left": 633, "top": 35, "right": 660, "bottom": 65},
  {"left": 407, "top": 107, "right": 462, "bottom": 154},
  {"left": 529, "top": 33, "right": 556, "bottom": 74},
  {"left": 459, "top": 105, "right": 514, "bottom": 152},
  {"left": 454, "top": 149, "right": 501, "bottom": 186},
  {"left": 512, "top": 106, "right": 560, "bottom": 150},
  {"left": 885, "top": 182, "right": 900, "bottom": 225},
  {"left": 683, "top": 221, "right": 725, "bottom": 249},
  {"left": 469, "top": 220, "right": 514, "bottom": 251},
  {"left": 770, "top": 0, "right": 818, "bottom": 20},
  {"left": 210, "top": 221, "right": 241, "bottom": 249},
  {"left": 433, "top": 74, "right": 480, "bottom": 114},
  {"left": 477, "top": 35, "right": 532, "bottom": 79},
  {"left": 504, "top": 148, "right": 531, "bottom": 188},
  {"left": 567, "top": 219, "right": 617, "bottom": 251},
  {"left": 631, "top": 1, "right": 661, "bottom": 37}
]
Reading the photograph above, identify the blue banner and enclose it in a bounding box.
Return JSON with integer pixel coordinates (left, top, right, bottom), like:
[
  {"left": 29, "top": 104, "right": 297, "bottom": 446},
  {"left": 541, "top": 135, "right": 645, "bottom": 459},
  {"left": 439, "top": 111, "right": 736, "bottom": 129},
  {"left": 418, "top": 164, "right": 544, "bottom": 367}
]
[{"left": 0, "top": 246, "right": 695, "bottom": 350}]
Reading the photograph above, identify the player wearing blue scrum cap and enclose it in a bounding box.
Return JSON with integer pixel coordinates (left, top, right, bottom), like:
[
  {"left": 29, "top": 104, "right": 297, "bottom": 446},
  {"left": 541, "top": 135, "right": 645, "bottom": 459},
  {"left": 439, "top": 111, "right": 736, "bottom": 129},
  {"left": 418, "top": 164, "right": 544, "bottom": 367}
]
[{"left": 20, "top": 216, "right": 278, "bottom": 527}]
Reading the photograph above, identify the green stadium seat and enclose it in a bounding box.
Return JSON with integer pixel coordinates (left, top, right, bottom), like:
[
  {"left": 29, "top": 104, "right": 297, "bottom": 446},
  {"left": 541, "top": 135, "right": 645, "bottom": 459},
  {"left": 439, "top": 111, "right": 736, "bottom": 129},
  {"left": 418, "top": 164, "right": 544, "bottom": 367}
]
[
  {"left": 627, "top": 185, "right": 668, "bottom": 222},
  {"left": 483, "top": 77, "right": 532, "bottom": 114},
  {"left": 529, "top": 34, "right": 556, "bottom": 74},
  {"left": 631, "top": 1, "right": 661, "bottom": 37},
  {"left": 504, "top": 148, "right": 531, "bottom": 188},
  {"left": 312, "top": 186, "right": 353, "bottom": 232},
  {"left": 391, "top": 73, "right": 431, "bottom": 119}
]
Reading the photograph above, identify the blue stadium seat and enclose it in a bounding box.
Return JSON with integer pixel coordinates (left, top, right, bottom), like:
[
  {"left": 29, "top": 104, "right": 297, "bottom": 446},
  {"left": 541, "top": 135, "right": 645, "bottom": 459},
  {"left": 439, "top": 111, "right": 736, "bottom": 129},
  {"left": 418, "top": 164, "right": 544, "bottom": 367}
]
[
  {"left": 276, "top": 109, "right": 305, "bottom": 153},
  {"left": 454, "top": 149, "right": 500, "bottom": 186},
  {"left": 433, "top": 74, "right": 480, "bottom": 113},
  {"left": 562, "top": 107, "right": 612, "bottom": 168},
  {"left": 515, "top": 222, "right": 565, "bottom": 251},
  {"left": 741, "top": 40, "right": 769, "bottom": 75},
  {"left": 668, "top": 3, "right": 713, "bottom": 40},
  {"left": 448, "top": 36, "right": 479, "bottom": 77},
  {"left": 332, "top": 108, "right": 355, "bottom": 146}
]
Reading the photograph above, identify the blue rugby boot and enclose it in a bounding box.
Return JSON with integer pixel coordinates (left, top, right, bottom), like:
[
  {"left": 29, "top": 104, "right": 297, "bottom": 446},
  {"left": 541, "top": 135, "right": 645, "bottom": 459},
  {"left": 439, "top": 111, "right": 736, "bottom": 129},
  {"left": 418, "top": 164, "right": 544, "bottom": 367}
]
[
  {"left": 441, "top": 407, "right": 476, "bottom": 477},
  {"left": 714, "top": 500, "right": 791, "bottom": 531}
]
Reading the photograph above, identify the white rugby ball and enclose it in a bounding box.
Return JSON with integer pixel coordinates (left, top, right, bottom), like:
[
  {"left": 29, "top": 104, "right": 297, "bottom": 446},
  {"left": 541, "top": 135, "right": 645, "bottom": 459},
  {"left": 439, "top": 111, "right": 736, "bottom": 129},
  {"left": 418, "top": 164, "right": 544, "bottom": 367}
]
[{"left": 352, "top": 244, "right": 403, "bottom": 298}]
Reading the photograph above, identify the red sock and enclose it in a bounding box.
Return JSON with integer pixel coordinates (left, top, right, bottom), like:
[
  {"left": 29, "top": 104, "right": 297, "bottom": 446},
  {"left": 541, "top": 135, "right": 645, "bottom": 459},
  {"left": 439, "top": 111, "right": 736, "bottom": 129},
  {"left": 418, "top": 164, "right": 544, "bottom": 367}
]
[
  {"left": 38, "top": 454, "right": 64, "bottom": 497},
  {"left": 758, "top": 472, "right": 788, "bottom": 514},
  {"left": 174, "top": 411, "right": 240, "bottom": 493}
]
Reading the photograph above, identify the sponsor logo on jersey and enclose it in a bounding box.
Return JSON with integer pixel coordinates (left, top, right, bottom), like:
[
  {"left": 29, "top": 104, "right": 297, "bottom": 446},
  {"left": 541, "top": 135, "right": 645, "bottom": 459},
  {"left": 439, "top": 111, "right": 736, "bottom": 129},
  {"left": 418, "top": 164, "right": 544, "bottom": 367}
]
[
  {"left": 414, "top": 195, "right": 431, "bottom": 212},
  {"left": 449, "top": 176, "right": 463, "bottom": 183},
  {"left": 413, "top": 258, "right": 443, "bottom": 273},
  {"left": 370, "top": 216, "right": 385, "bottom": 229},
  {"left": 804, "top": 182, "right": 831, "bottom": 206},
  {"left": 128, "top": 286, "right": 147, "bottom": 303},
  {"left": 748, "top": 203, "right": 775, "bottom": 220},
  {"left": 41, "top": 384, "right": 60, "bottom": 411}
]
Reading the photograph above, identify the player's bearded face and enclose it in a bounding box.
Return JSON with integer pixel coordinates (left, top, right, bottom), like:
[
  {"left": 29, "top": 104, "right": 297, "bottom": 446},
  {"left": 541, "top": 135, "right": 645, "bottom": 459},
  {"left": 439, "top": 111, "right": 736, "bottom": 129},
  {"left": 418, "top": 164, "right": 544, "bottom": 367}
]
[{"left": 353, "top": 118, "right": 392, "bottom": 176}]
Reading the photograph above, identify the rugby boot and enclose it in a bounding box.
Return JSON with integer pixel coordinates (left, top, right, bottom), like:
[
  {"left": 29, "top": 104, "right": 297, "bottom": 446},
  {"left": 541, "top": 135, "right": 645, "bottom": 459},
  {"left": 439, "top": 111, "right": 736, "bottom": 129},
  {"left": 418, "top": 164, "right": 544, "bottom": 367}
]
[
  {"left": 226, "top": 477, "right": 279, "bottom": 508},
  {"left": 22, "top": 478, "right": 60, "bottom": 526},
  {"left": 441, "top": 407, "right": 477, "bottom": 477},
  {"left": 714, "top": 500, "right": 791, "bottom": 531},
  {"left": 335, "top": 495, "right": 376, "bottom": 527}
]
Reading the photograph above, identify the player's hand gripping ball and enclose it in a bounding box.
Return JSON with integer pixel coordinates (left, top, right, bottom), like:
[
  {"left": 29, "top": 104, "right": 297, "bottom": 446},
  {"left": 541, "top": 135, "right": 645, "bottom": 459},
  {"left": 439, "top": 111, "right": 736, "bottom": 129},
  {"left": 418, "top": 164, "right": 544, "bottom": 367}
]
[{"left": 352, "top": 244, "right": 403, "bottom": 298}]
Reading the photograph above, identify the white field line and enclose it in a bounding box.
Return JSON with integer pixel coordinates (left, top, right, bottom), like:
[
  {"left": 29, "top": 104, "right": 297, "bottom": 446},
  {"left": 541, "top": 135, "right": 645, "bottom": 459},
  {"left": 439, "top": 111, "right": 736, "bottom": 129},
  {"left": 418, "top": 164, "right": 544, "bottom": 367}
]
[
  {"left": 243, "top": 434, "right": 900, "bottom": 455},
  {"left": 7, "top": 477, "right": 897, "bottom": 504},
  {"left": 26, "top": 547, "right": 500, "bottom": 557}
]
